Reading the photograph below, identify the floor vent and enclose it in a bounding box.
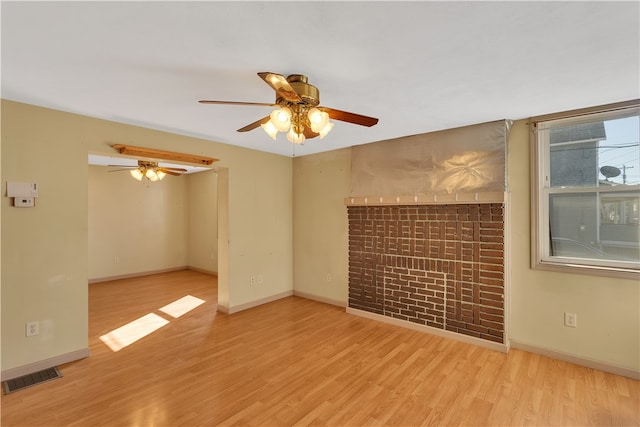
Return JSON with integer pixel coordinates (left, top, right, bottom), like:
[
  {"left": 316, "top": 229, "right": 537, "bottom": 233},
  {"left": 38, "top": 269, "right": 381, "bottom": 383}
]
[{"left": 2, "top": 367, "right": 62, "bottom": 394}]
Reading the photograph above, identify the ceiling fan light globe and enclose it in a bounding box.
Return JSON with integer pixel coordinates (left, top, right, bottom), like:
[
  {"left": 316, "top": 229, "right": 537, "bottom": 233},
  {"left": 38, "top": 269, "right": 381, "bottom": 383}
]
[
  {"left": 270, "top": 107, "right": 291, "bottom": 132},
  {"left": 156, "top": 170, "right": 167, "bottom": 180},
  {"left": 318, "top": 121, "right": 334, "bottom": 139},
  {"left": 308, "top": 108, "right": 329, "bottom": 133},
  {"left": 261, "top": 121, "right": 279, "bottom": 140},
  {"left": 146, "top": 169, "right": 159, "bottom": 181},
  {"left": 286, "top": 127, "right": 305, "bottom": 145},
  {"left": 130, "top": 168, "right": 144, "bottom": 181}
]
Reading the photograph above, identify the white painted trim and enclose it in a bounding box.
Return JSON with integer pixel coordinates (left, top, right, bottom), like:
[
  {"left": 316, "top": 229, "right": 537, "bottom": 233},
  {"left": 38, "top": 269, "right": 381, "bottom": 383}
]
[
  {"left": 509, "top": 339, "right": 639, "bottom": 380},
  {"left": 344, "top": 191, "right": 506, "bottom": 206},
  {"left": 346, "top": 308, "right": 508, "bottom": 353},
  {"left": 220, "top": 291, "right": 294, "bottom": 315},
  {"left": 503, "top": 193, "right": 511, "bottom": 347},
  {"left": 187, "top": 266, "right": 218, "bottom": 276},
  {"left": 88, "top": 266, "right": 189, "bottom": 284},
  {"left": 1, "top": 348, "right": 90, "bottom": 381},
  {"left": 293, "top": 291, "right": 347, "bottom": 308}
]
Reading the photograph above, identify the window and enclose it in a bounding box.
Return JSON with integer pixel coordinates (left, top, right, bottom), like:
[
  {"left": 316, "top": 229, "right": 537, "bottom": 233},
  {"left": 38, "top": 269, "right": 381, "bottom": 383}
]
[{"left": 531, "top": 100, "right": 640, "bottom": 278}]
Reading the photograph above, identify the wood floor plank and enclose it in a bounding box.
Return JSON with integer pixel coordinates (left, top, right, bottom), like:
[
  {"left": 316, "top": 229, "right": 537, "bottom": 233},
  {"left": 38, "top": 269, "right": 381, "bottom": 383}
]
[{"left": 1, "top": 270, "right": 638, "bottom": 426}]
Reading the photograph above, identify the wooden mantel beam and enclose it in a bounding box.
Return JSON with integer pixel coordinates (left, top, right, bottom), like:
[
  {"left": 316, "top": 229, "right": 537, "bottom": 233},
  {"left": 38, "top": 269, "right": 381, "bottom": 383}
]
[{"left": 111, "top": 144, "right": 218, "bottom": 166}]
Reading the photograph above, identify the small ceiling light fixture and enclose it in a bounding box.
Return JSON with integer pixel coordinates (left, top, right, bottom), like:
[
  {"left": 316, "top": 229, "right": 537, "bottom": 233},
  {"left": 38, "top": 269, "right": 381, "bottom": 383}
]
[{"left": 128, "top": 161, "right": 174, "bottom": 182}]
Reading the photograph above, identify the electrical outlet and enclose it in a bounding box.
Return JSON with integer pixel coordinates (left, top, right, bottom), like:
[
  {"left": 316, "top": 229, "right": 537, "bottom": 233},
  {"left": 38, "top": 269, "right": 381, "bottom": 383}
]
[
  {"left": 564, "top": 312, "right": 577, "bottom": 328},
  {"left": 114, "top": 256, "right": 120, "bottom": 264},
  {"left": 26, "top": 321, "right": 39, "bottom": 337},
  {"left": 250, "top": 275, "right": 256, "bottom": 286},
  {"left": 326, "top": 273, "right": 332, "bottom": 282},
  {"left": 257, "top": 274, "right": 263, "bottom": 285}
]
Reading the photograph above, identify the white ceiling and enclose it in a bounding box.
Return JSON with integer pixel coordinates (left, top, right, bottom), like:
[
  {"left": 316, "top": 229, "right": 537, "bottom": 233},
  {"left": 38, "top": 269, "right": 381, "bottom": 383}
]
[{"left": 2, "top": 1, "right": 639, "bottom": 159}]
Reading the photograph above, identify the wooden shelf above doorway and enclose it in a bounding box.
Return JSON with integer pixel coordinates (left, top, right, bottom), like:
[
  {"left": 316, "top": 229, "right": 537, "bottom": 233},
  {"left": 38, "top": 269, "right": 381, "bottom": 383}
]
[{"left": 111, "top": 144, "right": 218, "bottom": 166}]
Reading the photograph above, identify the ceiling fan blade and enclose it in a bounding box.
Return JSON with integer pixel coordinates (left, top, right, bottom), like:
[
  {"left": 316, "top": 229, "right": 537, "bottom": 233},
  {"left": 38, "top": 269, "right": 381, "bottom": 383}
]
[
  {"left": 237, "top": 115, "right": 270, "bottom": 132},
  {"left": 322, "top": 107, "right": 379, "bottom": 127},
  {"left": 258, "top": 72, "right": 302, "bottom": 103},
  {"left": 159, "top": 169, "right": 182, "bottom": 176},
  {"left": 198, "top": 100, "right": 276, "bottom": 107},
  {"left": 303, "top": 126, "right": 319, "bottom": 139},
  {"left": 158, "top": 167, "right": 187, "bottom": 173},
  {"left": 107, "top": 168, "right": 134, "bottom": 172}
]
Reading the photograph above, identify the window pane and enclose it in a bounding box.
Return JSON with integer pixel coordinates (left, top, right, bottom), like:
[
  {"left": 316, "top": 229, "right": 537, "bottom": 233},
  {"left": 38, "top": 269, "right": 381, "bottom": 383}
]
[
  {"left": 549, "top": 191, "right": 640, "bottom": 262},
  {"left": 549, "top": 123, "right": 602, "bottom": 188},
  {"left": 599, "top": 116, "right": 640, "bottom": 186},
  {"left": 549, "top": 116, "right": 639, "bottom": 188},
  {"left": 600, "top": 191, "right": 640, "bottom": 261}
]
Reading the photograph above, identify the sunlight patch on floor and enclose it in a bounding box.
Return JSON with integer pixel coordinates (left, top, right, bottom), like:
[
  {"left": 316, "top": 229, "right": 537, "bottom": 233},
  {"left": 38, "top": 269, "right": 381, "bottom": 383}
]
[
  {"left": 99, "top": 295, "right": 207, "bottom": 352},
  {"left": 159, "top": 295, "right": 205, "bottom": 318},
  {"left": 100, "top": 313, "right": 170, "bottom": 352}
]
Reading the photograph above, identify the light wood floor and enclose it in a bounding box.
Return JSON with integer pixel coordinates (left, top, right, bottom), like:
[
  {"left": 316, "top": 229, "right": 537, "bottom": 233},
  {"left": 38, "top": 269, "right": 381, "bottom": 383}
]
[{"left": 2, "top": 270, "right": 638, "bottom": 426}]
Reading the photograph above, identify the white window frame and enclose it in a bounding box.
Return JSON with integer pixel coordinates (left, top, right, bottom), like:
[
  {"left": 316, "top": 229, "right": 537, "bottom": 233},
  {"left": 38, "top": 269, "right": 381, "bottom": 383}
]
[{"left": 530, "top": 100, "right": 640, "bottom": 280}]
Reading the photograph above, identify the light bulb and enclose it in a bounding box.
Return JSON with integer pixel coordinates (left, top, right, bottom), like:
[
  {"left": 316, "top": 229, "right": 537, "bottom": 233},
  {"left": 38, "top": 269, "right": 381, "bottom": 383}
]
[
  {"left": 130, "top": 168, "right": 144, "bottom": 181},
  {"left": 270, "top": 107, "right": 291, "bottom": 132},
  {"left": 261, "top": 120, "right": 278, "bottom": 140},
  {"left": 318, "top": 121, "right": 334, "bottom": 139},
  {"left": 286, "top": 127, "right": 305, "bottom": 144},
  {"left": 308, "top": 108, "right": 329, "bottom": 133},
  {"left": 156, "top": 170, "right": 166, "bottom": 180},
  {"left": 145, "top": 168, "right": 159, "bottom": 181}
]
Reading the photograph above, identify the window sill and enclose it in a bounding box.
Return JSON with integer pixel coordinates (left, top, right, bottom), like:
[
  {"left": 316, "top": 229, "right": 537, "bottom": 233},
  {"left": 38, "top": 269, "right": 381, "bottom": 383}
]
[{"left": 533, "top": 259, "right": 639, "bottom": 281}]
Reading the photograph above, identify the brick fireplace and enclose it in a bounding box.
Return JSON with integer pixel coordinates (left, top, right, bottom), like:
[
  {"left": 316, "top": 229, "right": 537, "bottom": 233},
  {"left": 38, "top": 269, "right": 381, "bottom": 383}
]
[{"left": 347, "top": 200, "right": 506, "bottom": 345}]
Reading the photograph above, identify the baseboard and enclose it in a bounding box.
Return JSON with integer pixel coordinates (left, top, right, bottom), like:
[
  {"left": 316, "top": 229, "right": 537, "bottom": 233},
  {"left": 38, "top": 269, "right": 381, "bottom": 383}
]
[
  {"left": 346, "top": 308, "right": 509, "bottom": 353},
  {"left": 218, "top": 291, "right": 294, "bottom": 315},
  {"left": 509, "top": 339, "right": 640, "bottom": 380},
  {"left": 187, "top": 266, "right": 218, "bottom": 276},
  {"left": 1, "top": 348, "right": 90, "bottom": 381},
  {"left": 293, "top": 290, "right": 347, "bottom": 308},
  {"left": 88, "top": 266, "right": 189, "bottom": 284}
]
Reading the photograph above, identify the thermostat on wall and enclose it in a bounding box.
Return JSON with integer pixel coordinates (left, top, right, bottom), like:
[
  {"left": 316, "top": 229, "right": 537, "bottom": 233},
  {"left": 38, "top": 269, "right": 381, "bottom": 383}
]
[
  {"left": 6, "top": 181, "right": 38, "bottom": 208},
  {"left": 7, "top": 181, "right": 39, "bottom": 198}
]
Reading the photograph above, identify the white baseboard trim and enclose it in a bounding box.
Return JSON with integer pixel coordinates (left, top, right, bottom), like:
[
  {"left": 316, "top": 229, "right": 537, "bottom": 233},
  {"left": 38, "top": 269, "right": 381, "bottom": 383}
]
[
  {"left": 1, "top": 348, "right": 90, "bottom": 381},
  {"left": 187, "top": 266, "right": 218, "bottom": 276},
  {"left": 293, "top": 291, "right": 347, "bottom": 308},
  {"left": 509, "top": 339, "right": 640, "bottom": 380},
  {"left": 346, "top": 308, "right": 509, "bottom": 353},
  {"left": 88, "top": 266, "right": 189, "bottom": 284},
  {"left": 218, "top": 291, "right": 294, "bottom": 315}
]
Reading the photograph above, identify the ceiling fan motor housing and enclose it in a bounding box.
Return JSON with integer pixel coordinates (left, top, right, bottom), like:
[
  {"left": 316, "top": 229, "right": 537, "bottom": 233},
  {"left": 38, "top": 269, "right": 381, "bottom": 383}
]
[
  {"left": 138, "top": 160, "right": 159, "bottom": 168},
  {"left": 276, "top": 74, "right": 320, "bottom": 106}
]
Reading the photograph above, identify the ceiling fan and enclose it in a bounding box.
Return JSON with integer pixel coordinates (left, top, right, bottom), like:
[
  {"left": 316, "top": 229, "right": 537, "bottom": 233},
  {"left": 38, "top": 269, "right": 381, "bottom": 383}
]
[
  {"left": 108, "top": 160, "right": 187, "bottom": 182},
  {"left": 199, "top": 72, "right": 379, "bottom": 144}
]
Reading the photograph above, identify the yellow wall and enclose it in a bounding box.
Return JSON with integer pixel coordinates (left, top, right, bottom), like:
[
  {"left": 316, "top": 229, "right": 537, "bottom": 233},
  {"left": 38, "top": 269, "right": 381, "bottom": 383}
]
[
  {"left": 188, "top": 170, "right": 218, "bottom": 274},
  {"left": 2, "top": 102, "right": 90, "bottom": 371},
  {"left": 1, "top": 100, "right": 292, "bottom": 372},
  {"left": 293, "top": 149, "right": 351, "bottom": 304},
  {"left": 293, "top": 120, "right": 640, "bottom": 372},
  {"left": 87, "top": 165, "right": 218, "bottom": 279},
  {"left": 88, "top": 165, "right": 189, "bottom": 279}
]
